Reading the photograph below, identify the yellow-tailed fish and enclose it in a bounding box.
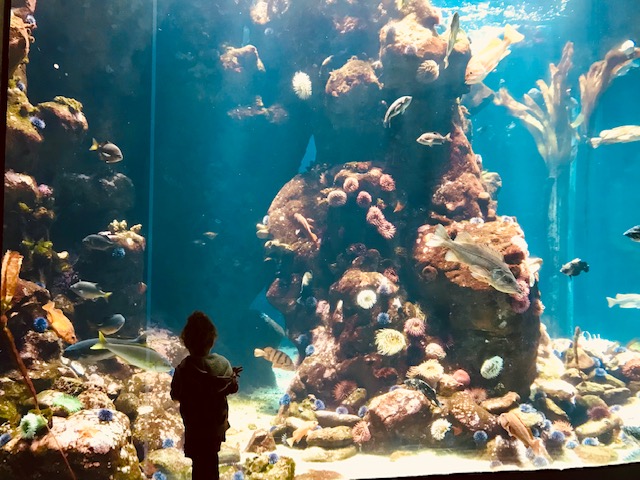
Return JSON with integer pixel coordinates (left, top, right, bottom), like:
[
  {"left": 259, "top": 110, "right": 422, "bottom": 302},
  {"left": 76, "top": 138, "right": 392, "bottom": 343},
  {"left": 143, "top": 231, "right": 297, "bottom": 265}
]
[
  {"left": 254, "top": 347, "right": 295, "bottom": 371},
  {"left": 91, "top": 331, "right": 173, "bottom": 372}
]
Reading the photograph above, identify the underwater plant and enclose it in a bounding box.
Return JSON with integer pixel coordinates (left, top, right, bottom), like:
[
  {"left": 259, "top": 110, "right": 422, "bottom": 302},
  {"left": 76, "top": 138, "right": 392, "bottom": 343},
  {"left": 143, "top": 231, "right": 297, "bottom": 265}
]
[
  {"left": 374, "top": 328, "right": 406, "bottom": 355},
  {"left": 19, "top": 413, "right": 47, "bottom": 439}
]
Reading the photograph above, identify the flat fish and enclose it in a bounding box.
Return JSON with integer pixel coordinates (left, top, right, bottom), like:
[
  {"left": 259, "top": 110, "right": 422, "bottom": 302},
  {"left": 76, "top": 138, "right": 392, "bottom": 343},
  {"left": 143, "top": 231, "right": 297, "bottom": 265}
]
[{"left": 254, "top": 347, "right": 295, "bottom": 371}]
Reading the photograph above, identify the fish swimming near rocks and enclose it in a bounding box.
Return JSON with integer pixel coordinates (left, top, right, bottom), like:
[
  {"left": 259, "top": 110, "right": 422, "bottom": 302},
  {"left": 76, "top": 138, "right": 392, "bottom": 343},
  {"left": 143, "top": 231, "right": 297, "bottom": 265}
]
[
  {"left": 89, "top": 313, "right": 125, "bottom": 335},
  {"left": 90, "top": 138, "right": 124, "bottom": 163},
  {"left": 82, "top": 234, "right": 115, "bottom": 251},
  {"left": 416, "top": 132, "right": 452, "bottom": 147},
  {"left": 42, "top": 301, "right": 77, "bottom": 344},
  {"left": 293, "top": 213, "right": 319, "bottom": 246},
  {"left": 443, "top": 12, "right": 460, "bottom": 69},
  {"left": 606, "top": 293, "right": 640, "bottom": 309},
  {"left": 383, "top": 96, "right": 412, "bottom": 127},
  {"left": 70, "top": 281, "right": 112, "bottom": 301},
  {"left": 287, "top": 420, "right": 318, "bottom": 447},
  {"left": 465, "top": 24, "right": 524, "bottom": 85},
  {"left": 498, "top": 411, "right": 547, "bottom": 458},
  {"left": 90, "top": 331, "right": 172, "bottom": 372},
  {"left": 254, "top": 347, "right": 295, "bottom": 371},
  {"left": 259, "top": 312, "right": 285, "bottom": 338},
  {"left": 589, "top": 125, "right": 640, "bottom": 148},
  {"left": 63, "top": 333, "right": 147, "bottom": 362},
  {"left": 623, "top": 225, "right": 640, "bottom": 242},
  {"left": 427, "top": 225, "right": 522, "bottom": 295},
  {"left": 403, "top": 378, "right": 441, "bottom": 407},
  {"left": 560, "top": 258, "right": 589, "bottom": 277},
  {"left": 526, "top": 257, "right": 543, "bottom": 287}
]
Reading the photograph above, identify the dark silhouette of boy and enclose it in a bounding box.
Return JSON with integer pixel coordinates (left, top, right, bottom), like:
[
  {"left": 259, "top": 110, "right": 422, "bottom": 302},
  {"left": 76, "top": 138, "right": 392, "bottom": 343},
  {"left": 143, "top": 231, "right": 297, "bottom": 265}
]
[{"left": 171, "top": 311, "right": 242, "bottom": 480}]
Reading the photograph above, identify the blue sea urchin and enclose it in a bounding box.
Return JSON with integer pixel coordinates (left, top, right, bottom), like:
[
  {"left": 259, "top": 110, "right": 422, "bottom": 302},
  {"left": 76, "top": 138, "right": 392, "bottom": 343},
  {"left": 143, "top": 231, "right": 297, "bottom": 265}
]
[
  {"left": 33, "top": 316, "right": 48, "bottom": 333},
  {"left": 98, "top": 408, "right": 114, "bottom": 422}
]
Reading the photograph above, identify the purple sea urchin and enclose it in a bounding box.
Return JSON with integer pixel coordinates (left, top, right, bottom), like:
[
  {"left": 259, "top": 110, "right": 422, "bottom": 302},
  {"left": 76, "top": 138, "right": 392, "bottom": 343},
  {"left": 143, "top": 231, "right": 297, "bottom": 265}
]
[
  {"left": 98, "top": 408, "right": 114, "bottom": 422},
  {"left": 33, "top": 316, "right": 48, "bottom": 333}
]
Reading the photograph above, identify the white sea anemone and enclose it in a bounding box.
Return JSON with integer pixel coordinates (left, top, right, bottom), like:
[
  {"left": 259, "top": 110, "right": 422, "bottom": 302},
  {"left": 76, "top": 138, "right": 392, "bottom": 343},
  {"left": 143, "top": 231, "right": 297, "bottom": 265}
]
[
  {"left": 407, "top": 359, "right": 444, "bottom": 385},
  {"left": 375, "top": 329, "right": 406, "bottom": 355},
  {"left": 292, "top": 71, "right": 312, "bottom": 100},
  {"left": 430, "top": 418, "right": 452, "bottom": 441},
  {"left": 480, "top": 355, "right": 504, "bottom": 379},
  {"left": 356, "top": 289, "right": 377, "bottom": 309}
]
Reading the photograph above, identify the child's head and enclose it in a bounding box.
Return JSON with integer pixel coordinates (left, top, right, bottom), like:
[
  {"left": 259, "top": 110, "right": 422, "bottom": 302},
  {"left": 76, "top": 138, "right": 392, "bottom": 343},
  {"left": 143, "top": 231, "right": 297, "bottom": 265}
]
[{"left": 180, "top": 311, "right": 218, "bottom": 356}]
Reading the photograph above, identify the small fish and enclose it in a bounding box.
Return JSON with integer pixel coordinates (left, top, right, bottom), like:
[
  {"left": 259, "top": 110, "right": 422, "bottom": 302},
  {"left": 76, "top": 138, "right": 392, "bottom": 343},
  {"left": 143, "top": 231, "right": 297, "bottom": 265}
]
[
  {"left": 42, "top": 301, "right": 77, "bottom": 344},
  {"left": 403, "top": 378, "right": 441, "bottom": 407},
  {"left": 70, "top": 281, "right": 113, "bottom": 301},
  {"left": 589, "top": 125, "right": 640, "bottom": 148},
  {"left": 90, "top": 138, "right": 123, "bottom": 164},
  {"left": 443, "top": 12, "right": 460, "bottom": 69},
  {"left": 416, "top": 132, "right": 452, "bottom": 147},
  {"left": 287, "top": 420, "right": 318, "bottom": 447},
  {"left": 383, "top": 96, "right": 412, "bottom": 128},
  {"left": 202, "top": 231, "right": 218, "bottom": 240},
  {"left": 89, "top": 313, "right": 125, "bottom": 335},
  {"left": 526, "top": 257, "right": 543, "bottom": 287},
  {"left": 90, "top": 331, "right": 172, "bottom": 372},
  {"left": 300, "top": 271, "right": 313, "bottom": 295},
  {"left": 560, "top": 258, "right": 589, "bottom": 277},
  {"left": 427, "top": 225, "right": 522, "bottom": 295},
  {"left": 619, "top": 39, "right": 636, "bottom": 57},
  {"left": 465, "top": 25, "right": 524, "bottom": 85},
  {"left": 259, "top": 312, "right": 285, "bottom": 338},
  {"left": 293, "top": 213, "right": 318, "bottom": 245},
  {"left": 63, "top": 333, "right": 147, "bottom": 362},
  {"left": 606, "top": 293, "right": 640, "bottom": 309},
  {"left": 498, "top": 411, "right": 546, "bottom": 457},
  {"left": 623, "top": 225, "right": 640, "bottom": 242},
  {"left": 254, "top": 347, "right": 295, "bottom": 371},
  {"left": 82, "top": 234, "right": 115, "bottom": 251}
]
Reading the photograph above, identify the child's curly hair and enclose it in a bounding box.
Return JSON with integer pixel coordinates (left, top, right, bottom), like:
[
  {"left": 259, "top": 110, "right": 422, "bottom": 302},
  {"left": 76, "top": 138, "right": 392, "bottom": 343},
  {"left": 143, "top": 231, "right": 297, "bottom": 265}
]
[{"left": 180, "top": 311, "right": 218, "bottom": 357}]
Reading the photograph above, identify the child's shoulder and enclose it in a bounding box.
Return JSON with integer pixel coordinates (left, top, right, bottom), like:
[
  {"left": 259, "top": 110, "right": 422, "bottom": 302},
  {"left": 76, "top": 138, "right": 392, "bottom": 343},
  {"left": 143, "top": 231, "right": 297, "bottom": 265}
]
[{"left": 205, "top": 353, "right": 233, "bottom": 376}]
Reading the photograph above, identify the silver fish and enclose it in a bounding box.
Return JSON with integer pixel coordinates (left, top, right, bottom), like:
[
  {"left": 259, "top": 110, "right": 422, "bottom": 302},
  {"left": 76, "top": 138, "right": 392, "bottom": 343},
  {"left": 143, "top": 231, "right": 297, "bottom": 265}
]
[
  {"left": 443, "top": 12, "right": 460, "bottom": 69},
  {"left": 91, "top": 332, "right": 172, "bottom": 372},
  {"left": 89, "top": 313, "right": 125, "bottom": 335},
  {"left": 416, "top": 132, "right": 452, "bottom": 146},
  {"left": 589, "top": 125, "right": 640, "bottom": 148},
  {"left": 63, "top": 333, "right": 146, "bottom": 362},
  {"left": 427, "top": 225, "right": 522, "bottom": 295},
  {"left": 383, "top": 96, "right": 412, "bottom": 127},
  {"left": 606, "top": 293, "right": 640, "bottom": 309},
  {"left": 90, "top": 138, "right": 123, "bottom": 164},
  {"left": 301, "top": 271, "right": 313, "bottom": 294},
  {"left": 82, "top": 234, "right": 115, "bottom": 251},
  {"left": 260, "top": 312, "right": 285, "bottom": 338},
  {"left": 526, "top": 257, "right": 543, "bottom": 288},
  {"left": 560, "top": 258, "right": 589, "bottom": 277},
  {"left": 70, "top": 281, "right": 112, "bottom": 301},
  {"left": 623, "top": 225, "right": 640, "bottom": 242}
]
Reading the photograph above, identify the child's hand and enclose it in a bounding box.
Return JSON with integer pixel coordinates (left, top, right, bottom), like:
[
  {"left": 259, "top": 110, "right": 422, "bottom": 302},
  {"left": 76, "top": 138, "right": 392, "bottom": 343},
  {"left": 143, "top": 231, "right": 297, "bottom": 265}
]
[{"left": 232, "top": 366, "right": 243, "bottom": 377}]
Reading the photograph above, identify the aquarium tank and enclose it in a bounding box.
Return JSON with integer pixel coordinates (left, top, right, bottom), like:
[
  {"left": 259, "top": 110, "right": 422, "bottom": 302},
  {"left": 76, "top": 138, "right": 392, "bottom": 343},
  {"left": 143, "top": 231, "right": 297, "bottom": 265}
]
[{"left": 2, "top": 0, "right": 640, "bottom": 478}]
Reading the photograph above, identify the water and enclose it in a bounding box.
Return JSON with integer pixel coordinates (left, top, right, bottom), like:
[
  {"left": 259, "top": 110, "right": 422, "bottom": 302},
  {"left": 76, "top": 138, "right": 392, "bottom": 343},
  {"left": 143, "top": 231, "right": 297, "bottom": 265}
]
[{"left": 2, "top": 0, "right": 640, "bottom": 478}]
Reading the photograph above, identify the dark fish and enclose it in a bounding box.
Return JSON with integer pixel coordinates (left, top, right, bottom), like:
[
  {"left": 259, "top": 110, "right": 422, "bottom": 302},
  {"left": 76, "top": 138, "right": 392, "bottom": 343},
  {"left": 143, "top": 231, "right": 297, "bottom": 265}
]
[
  {"left": 82, "top": 234, "right": 115, "bottom": 251},
  {"left": 89, "top": 313, "right": 125, "bottom": 335},
  {"left": 254, "top": 347, "right": 295, "bottom": 371},
  {"left": 560, "top": 258, "right": 589, "bottom": 277},
  {"left": 63, "top": 333, "right": 147, "bottom": 362},
  {"left": 623, "top": 225, "right": 640, "bottom": 242},
  {"left": 90, "top": 138, "right": 124, "bottom": 164},
  {"left": 404, "top": 378, "right": 441, "bottom": 407}
]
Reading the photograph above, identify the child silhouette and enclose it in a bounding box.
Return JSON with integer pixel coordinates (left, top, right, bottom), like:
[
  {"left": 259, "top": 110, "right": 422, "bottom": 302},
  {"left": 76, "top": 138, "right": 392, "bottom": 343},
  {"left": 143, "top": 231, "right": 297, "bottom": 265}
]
[{"left": 171, "top": 311, "right": 242, "bottom": 480}]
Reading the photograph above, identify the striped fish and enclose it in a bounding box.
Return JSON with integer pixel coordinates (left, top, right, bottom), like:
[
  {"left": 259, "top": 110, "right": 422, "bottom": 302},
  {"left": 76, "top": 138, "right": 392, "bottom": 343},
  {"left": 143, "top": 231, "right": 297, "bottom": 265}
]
[{"left": 254, "top": 347, "right": 295, "bottom": 371}]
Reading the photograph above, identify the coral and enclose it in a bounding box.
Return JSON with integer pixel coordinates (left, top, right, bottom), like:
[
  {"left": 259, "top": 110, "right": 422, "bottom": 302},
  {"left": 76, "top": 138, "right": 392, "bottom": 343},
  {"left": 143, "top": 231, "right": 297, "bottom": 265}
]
[
  {"left": 98, "top": 408, "right": 115, "bottom": 422},
  {"left": 430, "top": 418, "right": 452, "bottom": 441},
  {"left": 52, "top": 393, "right": 83, "bottom": 414},
  {"left": 379, "top": 174, "right": 396, "bottom": 192},
  {"left": 416, "top": 60, "right": 440, "bottom": 84},
  {"left": 327, "top": 189, "right": 348, "bottom": 207},
  {"left": 621, "top": 357, "right": 640, "bottom": 381},
  {"left": 425, "top": 342, "right": 446, "bottom": 360},
  {"left": 292, "top": 71, "right": 312, "bottom": 100},
  {"left": 356, "top": 289, "right": 377, "bottom": 309},
  {"left": 33, "top": 316, "right": 48, "bottom": 333},
  {"left": 375, "top": 329, "right": 406, "bottom": 356},
  {"left": 407, "top": 359, "right": 444, "bottom": 386},
  {"left": 352, "top": 421, "right": 371, "bottom": 444},
  {"left": 480, "top": 356, "right": 504, "bottom": 379},
  {"left": 403, "top": 317, "right": 426, "bottom": 338},
  {"left": 343, "top": 176, "right": 360, "bottom": 193},
  {"left": 356, "top": 190, "right": 372, "bottom": 208},
  {"left": 333, "top": 380, "right": 358, "bottom": 403},
  {"left": 19, "top": 413, "right": 46, "bottom": 439}
]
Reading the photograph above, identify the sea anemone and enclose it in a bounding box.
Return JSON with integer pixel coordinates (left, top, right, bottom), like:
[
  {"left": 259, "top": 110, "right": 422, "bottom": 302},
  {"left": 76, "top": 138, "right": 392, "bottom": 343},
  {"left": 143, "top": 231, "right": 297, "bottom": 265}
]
[
  {"left": 376, "top": 312, "right": 391, "bottom": 326},
  {"left": 621, "top": 358, "right": 640, "bottom": 381},
  {"left": 430, "top": 418, "right": 452, "bottom": 441},
  {"left": 375, "top": 329, "right": 406, "bottom": 355},
  {"left": 33, "top": 316, "right": 48, "bottom": 333},
  {"left": 19, "top": 413, "right": 46, "bottom": 439},
  {"left": 279, "top": 393, "right": 291, "bottom": 406},
  {"left": 480, "top": 356, "right": 504, "bottom": 379},
  {"left": 313, "top": 399, "right": 326, "bottom": 410},
  {"left": 376, "top": 221, "right": 397, "bottom": 239},
  {"left": 356, "top": 289, "right": 377, "bottom": 309},
  {"left": 587, "top": 405, "right": 610, "bottom": 421},
  {"left": 356, "top": 191, "right": 372, "bottom": 208},
  {"left": 336, "top": 406, "right": 349, "bottom": 415},
  {"left": 268, "top": 452, "right": 279, "bottom": 464},
  {"left": 416, "top": 60, "right": 440, "bottom": 84},
  {"left": 333, "top": 380, "right": 357, "bottom": 402},
  {"left": 0, "top": 433, "right": 11, "bottom": 447},
  {"left": 327, "top": 189, "right": 348, "bottom": 207},
  {"left": 162, "top": 438, "right": 175, "bottom": 448},
  {"left": 407, "top": 359, "right": 444, "bottom": 385},
  {"left": 465, "top": 387, "right": 488, "bottom": 404},
  {"left": 38, "top": 184, "right": 53, "bottom": 197},
  {"left": 358, "top": 406, "right": 368, "bottom": 418},
  {"left": 366, "top": 206, "right": 385, "bottom": 226},
  {"left": 29, "top": 116, "right": 46, "bottom": 130},
  {"left": 403, "top": 317, "right": 426, "bottom": 338},
  {"left": 551, "top": 420, "right": 574, "bottom": 437},
  {"left": 379, "top": 174, "right": 396, "bottom": 192},
  {"left": 352, "top": 421, "right": 371, "bottom": 444},
  {"left": 98, "top": 408, "right": 114, "bottom": 422},
  {"left": 111, "top": 247, "right": 126, "bottom": 258},
  {"left": 473, "top": 430, "right": 488, "bottom": 447},
  {"left": 452, "top": 369, "right": 471, "bottom": 387},
  {"left": 425, "top": 342, "right": 446, "bottom": 360},
  {"left": 52, "top": 394, "right": 83, "bottom": 414},
  {"left": 292, "top": 71, "right": 312, "bottom": 100},
  {"left": 305, "top": 344, "right": 316, "bottom": 356},
  {"left": 343, "top": 176, "right": 360, "bottom": 193}
]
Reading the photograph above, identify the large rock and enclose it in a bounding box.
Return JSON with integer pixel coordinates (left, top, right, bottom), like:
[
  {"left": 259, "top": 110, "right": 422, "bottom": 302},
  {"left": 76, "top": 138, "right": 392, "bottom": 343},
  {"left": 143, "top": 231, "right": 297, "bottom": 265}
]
[{"left": 367, "top": 388, "right": 432, "bottom": 443}]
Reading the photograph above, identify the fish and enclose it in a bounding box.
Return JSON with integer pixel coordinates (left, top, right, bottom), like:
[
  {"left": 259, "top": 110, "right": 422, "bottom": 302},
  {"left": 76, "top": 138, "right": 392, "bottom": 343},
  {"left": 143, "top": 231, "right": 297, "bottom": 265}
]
[
  {"left": 623, "top": 225, "right": 640, "bottom": 242},
  {"left": 300, "top": 271, "right": 313, "bottom": 295},
  {"left": 560, "top": 258, "right": 589, "bottom": 277},
  {"left": 42, "top": 301, "right": 77, "bottom": 344},
  {"left": 403, "top": 378, "right": 441, "bottom": 407},
  {"left": 202, "top": 231, "right": 218, "bottom": 240},
  {"left": 615, "top": 59, "right": 639, "bottom": 78},
  {"left": 292, "top": 213, "right": 318, "bottom": 245},
  {"left": 259, "top": 312, "right": 285, "bottom": 338},
  {"left": 427, "top": 225, "right": 522, "bottom": 295},
  {"left": 443, "top": 12, "right": 460, "bottom": 69},
  {"left": 90, "top": 331, "right": 172, "bottom": 372},
  {"left": 606, "top": 293, "right": 640, "bottom": 309},
  {"left": 526, "top": 257, "right": 543, "bottom": 287},
  {"left": 416, "top": 132, "right": 452, "bottom": 147},
  {"left": 254, "top": 347, "right": 295, "bottom": 371},
  {"left": 619, "top": 39, "right": 636, "bottom": 57},
  {"left": 461, "top": 83, "right": 495, "bottom": 115},
  {"left": 82, "top": 234, "right": 115, "bottom": 251},
  {"left": 287, "top": 420, "right": 318, "bottom": 447},
  {"left": 498, "top": 411, "right": 546, "bottom": 457},
  {"left": 383, "top": 96, "right": 412, "bottom": 128},
  {"left": 90, "top": 138, "right": 124, "bottom": 163},
  {"left": 465, "top": 24, "right": 524, "bottom": 85},
  {"left": 70, "top": 281, "right": 113, "bottom": 301},
  {"left": 63, "top": 333, "right": 147, "bottom": 362},
  {"left": 589, "top": 125, "right": 640, "bottom": 148},
  {"left": 89, "top": 313, "right": 125, "bottom": 335}
]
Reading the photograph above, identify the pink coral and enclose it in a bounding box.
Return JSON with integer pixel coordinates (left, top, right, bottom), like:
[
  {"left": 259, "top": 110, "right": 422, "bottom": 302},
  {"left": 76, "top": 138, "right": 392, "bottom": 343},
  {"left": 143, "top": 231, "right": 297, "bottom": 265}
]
[
  {"left": 403, "top": 317, "right": 426, "bottom": 338},
  {"left": 452, "top": 369, "right": 471, "bottom": 387},
  {"left": 352, "top": 421, "right": 371, "bottom": 444},
  {"left": 343, "top": 176, "right": 359, "bottom": 193},
  {"left": 327, "top": 189, "right": 348, "bottom": 207},
  {"left": 379, "top": 174, "right": 396, "bottom": 192},
  {"left": 356, "top": 190, "right": 372, "bottom": 208}
]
